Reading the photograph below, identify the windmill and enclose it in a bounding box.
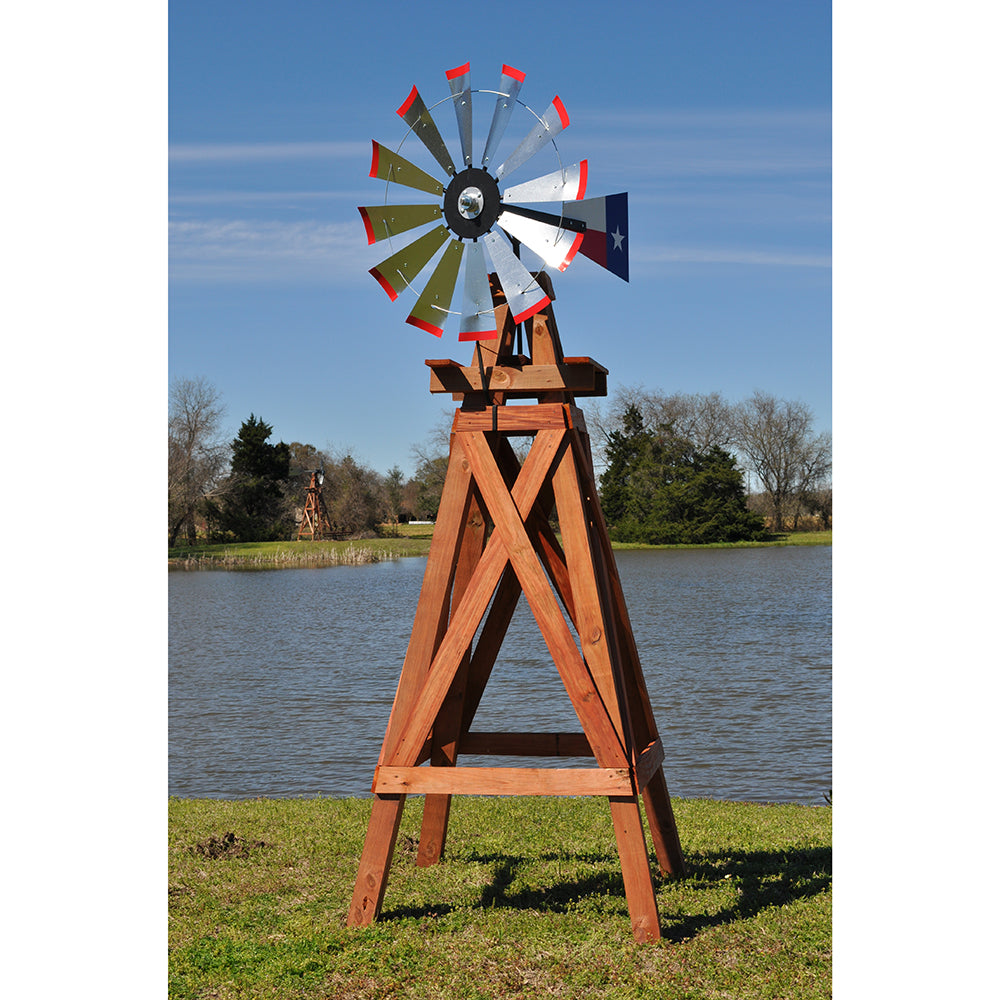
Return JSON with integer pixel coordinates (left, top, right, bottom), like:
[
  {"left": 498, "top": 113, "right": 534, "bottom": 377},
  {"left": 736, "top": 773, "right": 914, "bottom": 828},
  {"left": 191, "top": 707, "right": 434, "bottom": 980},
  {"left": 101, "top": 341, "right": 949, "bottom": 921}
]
[
  {"left": 295, "top": 465, "right": 334, "bottom": 541},
  {"left": 348, "top": 64, "right": 683, "bottom": 944}
]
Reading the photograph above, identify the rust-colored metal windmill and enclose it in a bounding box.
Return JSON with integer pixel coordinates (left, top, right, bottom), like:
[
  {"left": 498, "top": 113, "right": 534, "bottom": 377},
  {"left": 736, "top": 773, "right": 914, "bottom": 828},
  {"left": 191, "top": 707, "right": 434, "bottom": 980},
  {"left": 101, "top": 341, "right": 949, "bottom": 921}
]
[{"left": 348, "top": 63, "right": 684, "bottom": 943}]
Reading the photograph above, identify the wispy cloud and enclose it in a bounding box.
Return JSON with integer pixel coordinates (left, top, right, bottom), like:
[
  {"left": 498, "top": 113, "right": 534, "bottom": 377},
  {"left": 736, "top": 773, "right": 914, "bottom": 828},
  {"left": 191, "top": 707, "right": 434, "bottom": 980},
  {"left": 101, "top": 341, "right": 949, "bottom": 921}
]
[
  {"left": 170, "top": 141, "right": 369, "bottom": 163},
  {"left": 636, "top": 245, "right": 831, "bottom": 268},
  {"left": 169, "top": 218, "right": 376, "bottom": 283}
]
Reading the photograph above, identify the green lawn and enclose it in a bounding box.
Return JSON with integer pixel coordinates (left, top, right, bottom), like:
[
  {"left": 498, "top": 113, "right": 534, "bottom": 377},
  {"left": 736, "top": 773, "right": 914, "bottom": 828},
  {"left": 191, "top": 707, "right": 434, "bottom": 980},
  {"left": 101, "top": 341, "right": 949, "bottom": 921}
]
[{"left": 169, "top": 796, "right": 831, "bottom": 999}]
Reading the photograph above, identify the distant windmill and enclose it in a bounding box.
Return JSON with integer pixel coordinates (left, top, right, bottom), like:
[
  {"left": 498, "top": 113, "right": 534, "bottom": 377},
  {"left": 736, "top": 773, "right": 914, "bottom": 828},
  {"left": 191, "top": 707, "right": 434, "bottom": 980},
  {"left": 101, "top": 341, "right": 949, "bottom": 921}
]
[{"left": 296, "top": 465, "right": 334, "bottom": 540}]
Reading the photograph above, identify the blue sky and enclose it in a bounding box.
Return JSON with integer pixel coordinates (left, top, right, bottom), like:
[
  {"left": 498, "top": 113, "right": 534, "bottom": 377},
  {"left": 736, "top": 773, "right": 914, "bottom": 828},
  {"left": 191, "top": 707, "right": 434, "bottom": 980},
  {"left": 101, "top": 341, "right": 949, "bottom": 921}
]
[{"left": 169, "top": 0, "right": 831, "bottom": 476}]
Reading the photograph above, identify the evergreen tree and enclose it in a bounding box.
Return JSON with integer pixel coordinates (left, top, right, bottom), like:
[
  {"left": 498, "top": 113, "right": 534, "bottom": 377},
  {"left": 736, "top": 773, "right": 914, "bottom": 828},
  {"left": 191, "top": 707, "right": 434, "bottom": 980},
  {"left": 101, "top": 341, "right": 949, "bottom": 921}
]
[
  {"left": 205, "top": 414, "right": 294, "bottom": 541},
  {"left": 599, "top": 405, "right": 766, "bottom": 544}
]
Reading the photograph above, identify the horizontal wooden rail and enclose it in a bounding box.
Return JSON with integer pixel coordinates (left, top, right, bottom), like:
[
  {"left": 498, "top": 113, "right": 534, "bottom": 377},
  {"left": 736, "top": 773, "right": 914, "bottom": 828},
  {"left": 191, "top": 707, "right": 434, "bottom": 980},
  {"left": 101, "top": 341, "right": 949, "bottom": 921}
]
[
  {"left": 373, "top": 764, "right": 633, "bottom": 797},
  {"left": 461, "top": 731, "right": 594, "bottom": 757}
]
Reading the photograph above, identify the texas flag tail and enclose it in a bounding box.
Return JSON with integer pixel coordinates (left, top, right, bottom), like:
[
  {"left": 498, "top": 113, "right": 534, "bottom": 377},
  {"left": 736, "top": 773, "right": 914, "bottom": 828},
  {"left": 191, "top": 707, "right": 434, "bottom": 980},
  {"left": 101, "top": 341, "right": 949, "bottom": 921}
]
[{"left": 560, "top": 192, "right": 628, "bottom": 282}]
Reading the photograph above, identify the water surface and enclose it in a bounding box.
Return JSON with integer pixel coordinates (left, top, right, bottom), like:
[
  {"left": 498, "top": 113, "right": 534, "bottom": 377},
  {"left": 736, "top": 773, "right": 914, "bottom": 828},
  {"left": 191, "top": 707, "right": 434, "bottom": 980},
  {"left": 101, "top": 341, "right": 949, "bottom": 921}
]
[{"left": 169, "top": 546, "right": 830, "bottom": 803}]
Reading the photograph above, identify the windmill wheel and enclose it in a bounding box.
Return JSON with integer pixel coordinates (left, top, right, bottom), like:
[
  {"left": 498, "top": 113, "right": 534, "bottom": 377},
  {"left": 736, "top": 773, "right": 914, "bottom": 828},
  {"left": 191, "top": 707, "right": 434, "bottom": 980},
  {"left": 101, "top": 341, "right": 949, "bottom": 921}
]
[{"left": 359, "top": 63, "right": 629, "bottom": 342}]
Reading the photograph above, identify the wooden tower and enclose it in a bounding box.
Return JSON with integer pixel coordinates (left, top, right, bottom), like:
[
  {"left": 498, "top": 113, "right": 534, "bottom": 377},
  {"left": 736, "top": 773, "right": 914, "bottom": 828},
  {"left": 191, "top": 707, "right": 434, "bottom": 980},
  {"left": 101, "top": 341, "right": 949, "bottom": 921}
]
[
  {"left": 348, "top": 273, "right": 685, "bottom": 942},
  {"left": 296, "top": 470, "right": 334, "bottom": 541}
]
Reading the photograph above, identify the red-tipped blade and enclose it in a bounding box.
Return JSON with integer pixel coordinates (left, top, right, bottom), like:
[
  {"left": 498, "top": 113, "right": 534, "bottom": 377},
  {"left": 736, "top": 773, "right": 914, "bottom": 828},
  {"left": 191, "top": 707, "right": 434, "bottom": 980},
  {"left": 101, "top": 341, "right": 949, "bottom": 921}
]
[
  {"left": 494, "top": 96, "right": 570, "bottom": 183},
  {"left": 368, "top": 141, "right": 444, "bottom": 196},
  {"left": 481, "top": 64, "right": 525, "bottom": 171},
  {"left": 482, "top": 231, "right": 550, "bottom": 324},
  {"left": 446, "top": 62, "right": 473, "bottom": 169},
  {"left": 397, "top": 85, "right": 456, "bottom": 177}
]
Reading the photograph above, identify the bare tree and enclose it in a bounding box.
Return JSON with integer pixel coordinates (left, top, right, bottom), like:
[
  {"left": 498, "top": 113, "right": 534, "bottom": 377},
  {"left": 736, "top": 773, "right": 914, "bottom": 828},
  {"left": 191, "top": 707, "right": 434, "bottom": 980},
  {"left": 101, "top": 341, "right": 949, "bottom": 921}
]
[
  {"left": 168, "top": 377, "right": 227, "bottom": 546},
  {"left": 587, "top": 386, "right": 735, "bottom": 473},
  {"left": 729, "top": 391, "right": 831, "bottom": 532}
]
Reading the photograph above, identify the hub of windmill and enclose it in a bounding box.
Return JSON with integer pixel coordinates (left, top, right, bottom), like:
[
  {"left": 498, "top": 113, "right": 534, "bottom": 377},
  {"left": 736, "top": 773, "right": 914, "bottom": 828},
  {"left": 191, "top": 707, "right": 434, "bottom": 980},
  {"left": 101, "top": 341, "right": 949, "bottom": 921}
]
[{"left": 443, "top": 166, "right": 501, "bottom": 239}]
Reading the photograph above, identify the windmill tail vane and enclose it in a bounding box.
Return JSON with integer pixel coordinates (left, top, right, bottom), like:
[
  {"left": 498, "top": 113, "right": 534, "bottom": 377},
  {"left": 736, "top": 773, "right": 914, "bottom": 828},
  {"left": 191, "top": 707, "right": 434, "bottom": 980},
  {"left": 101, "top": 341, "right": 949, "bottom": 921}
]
[{"left": 358, "top": 62, "right": 629, "bottom": 341}]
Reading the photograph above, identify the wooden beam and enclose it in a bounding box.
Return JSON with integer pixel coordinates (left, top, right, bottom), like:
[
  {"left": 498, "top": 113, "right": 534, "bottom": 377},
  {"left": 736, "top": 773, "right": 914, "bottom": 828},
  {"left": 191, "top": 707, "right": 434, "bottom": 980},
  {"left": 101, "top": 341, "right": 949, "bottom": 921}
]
[
  {"left": 374, "top": 765, "right": 632, "bottom": 797},
  {"left": 427, "top": 359, "right": 608, "bottom": 397},
  {"left": 461, "top": 731, "right": 594, "bottom": 757}
]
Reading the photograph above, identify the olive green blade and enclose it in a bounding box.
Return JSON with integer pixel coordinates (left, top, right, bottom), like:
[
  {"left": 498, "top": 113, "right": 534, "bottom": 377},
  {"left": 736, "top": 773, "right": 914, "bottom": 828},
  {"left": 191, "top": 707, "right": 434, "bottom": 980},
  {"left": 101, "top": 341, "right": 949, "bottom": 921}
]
[
  {"left": 369, "top": 225, "right": 451, "bottom": 301},
  {"left": 368, "top": 141, "right": 444, "bottom": 196},
  {"left": 406, "top": 238, "right": 464, "bottom": 337},
  {"left": 358, "top": 203, "right": 442, "bottom": 244}
]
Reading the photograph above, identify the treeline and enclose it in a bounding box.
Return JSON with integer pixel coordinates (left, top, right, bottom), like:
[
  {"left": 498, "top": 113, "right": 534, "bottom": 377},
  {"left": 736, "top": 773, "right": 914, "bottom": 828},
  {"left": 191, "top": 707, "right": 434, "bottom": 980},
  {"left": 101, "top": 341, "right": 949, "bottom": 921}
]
[{"left": 168, "top": 378, "right": 830, "bottom": 547}]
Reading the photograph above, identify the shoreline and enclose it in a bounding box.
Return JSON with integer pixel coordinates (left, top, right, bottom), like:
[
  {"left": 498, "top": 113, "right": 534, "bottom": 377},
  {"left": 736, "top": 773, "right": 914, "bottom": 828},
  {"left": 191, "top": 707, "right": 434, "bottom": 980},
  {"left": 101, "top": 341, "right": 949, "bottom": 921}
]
[{"left": 168, "top": 529, "right": 831, "bottom": 570}]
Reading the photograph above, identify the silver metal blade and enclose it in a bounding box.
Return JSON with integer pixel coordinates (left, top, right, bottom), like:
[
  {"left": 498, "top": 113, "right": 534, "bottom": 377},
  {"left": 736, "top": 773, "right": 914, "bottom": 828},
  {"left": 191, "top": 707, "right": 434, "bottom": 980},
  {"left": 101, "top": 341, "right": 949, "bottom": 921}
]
[
  {"left": 407, "top": 238, "right": 464, "bottom": 337},
  {"left": 482, "top": 231, "right": 550, "bottom": 324},
  {"left": 494, "top": 96, "right": 570, "bottom": 183},
  {"left": 459, "top": 240, "right": 498, "bottom": 341},
  {"left": 368, "top": 141, "right": 444, "bottom": 196},
  {"left": 369, "top": 225, "right": 451, "bottom": 301},
  {"left": 358, "top": 203, "right": 442, "bottom": 244},
  {"left": 481, "top": 64, "right": 525, "bottom": 171},
  {"left": 501, "top": 160, "right": 588, "bottom": 203},
  {"left": 397, "top": 85, "right": 456, "bottom": 177},
  {"left": 446, "top": 62, "right": 473, "bottom": 168},
  {"left": 496, "top": 210, "right": 584, "bottom": 273}
]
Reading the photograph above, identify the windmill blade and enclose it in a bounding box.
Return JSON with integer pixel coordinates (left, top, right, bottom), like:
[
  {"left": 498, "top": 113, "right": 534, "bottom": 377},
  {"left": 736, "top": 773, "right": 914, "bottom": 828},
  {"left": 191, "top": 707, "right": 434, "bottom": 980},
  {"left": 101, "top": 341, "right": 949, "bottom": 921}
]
[
  {"left": 560, "top": 193, "right": 629, "bottom": 281},
  {"left": 459, "top": 240, "right": 498, "bottom": 341},
  {"left": 407, "top": 238, "right": 464, "bottom": 336},
  {"left": 494, "top": 96, "right": 569, "bottom": 183},
  {"left": 368, "top": 141, "right": 444, "bottom": 196},
  {"left": 496, "top": 209, "right": 584, "bottom": 273},
  {"left": 483, "top": 231, "right": 550, "bottom": 324},
  {"left": 446, "top": 62, "right": 473, "bottom": 168},
  {"left": 481, "top": 64, "right": 525, "bottom": 171},
  {"left": 358, "top": 203, "right": 443, "bottom": 245},
  {"left": 501, "top": 160, "right": 588, "bottom": 203},
  {"left": 369, "top": 224, "right": 451, "bottom": 301},
  {"left": 397, "top": 85, "right": 456, "bottom": 177}
]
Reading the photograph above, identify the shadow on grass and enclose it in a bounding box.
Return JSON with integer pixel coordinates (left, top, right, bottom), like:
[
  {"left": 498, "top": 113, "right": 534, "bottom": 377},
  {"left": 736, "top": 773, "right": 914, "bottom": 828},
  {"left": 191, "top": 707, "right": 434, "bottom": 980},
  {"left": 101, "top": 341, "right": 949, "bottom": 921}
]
[{"left": 380, "top": 845, "right": 831, "bottom": 941}]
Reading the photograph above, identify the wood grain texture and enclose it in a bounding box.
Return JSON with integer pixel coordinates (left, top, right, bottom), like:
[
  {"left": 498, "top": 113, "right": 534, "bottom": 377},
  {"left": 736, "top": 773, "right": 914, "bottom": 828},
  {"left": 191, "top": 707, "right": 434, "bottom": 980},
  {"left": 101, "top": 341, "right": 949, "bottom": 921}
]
[{"left": 375, "top": 765, "right": 631, "bottom": 796}]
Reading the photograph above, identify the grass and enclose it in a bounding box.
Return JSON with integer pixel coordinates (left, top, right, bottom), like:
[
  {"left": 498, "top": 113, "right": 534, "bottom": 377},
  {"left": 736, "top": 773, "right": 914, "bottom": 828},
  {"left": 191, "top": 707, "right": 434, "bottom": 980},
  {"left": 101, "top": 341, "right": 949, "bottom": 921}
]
[
  {"left": 168, "top": 529, "right": 829, "bottom": 570},
  {"left": 169, "top": 796, "right": 831, "bottom": 999}
]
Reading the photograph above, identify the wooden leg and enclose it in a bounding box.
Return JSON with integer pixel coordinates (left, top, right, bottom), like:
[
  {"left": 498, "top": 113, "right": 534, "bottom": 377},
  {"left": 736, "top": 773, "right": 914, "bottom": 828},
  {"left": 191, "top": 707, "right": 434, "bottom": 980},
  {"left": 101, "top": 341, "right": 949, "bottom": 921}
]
[
  {"left": 642, "top": 768, "right": 686, "bottom": 878},
  {"left": 609, "top": 795, "right": 661, "bottom": 943},
  {"left": 347, "top": 794, "right": 406, "bottom": 927}
]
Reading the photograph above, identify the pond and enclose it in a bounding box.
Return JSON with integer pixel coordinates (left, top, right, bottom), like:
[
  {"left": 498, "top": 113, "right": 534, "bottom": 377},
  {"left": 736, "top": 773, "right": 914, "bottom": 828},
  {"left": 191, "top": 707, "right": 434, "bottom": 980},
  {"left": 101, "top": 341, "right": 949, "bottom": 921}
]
[{"left": 169, "top": 546, "right": 831, "bottom": 804}]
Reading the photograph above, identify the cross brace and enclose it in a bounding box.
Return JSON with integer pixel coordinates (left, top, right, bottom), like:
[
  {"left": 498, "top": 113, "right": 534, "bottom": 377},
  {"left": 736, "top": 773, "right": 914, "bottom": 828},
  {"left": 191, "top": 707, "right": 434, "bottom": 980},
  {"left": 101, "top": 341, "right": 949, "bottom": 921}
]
[{"left": 347, "top": 401, "right": 684, "bottom": 942}]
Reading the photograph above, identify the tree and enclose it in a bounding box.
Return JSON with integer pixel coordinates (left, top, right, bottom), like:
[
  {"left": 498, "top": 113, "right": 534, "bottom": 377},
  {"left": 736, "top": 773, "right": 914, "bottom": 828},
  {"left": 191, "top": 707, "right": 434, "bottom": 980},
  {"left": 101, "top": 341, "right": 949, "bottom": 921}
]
[
  {"left": 168, "top": 377, "right": 227, "bottom": 546},
  {"left": 324, "top": 452, "right": 383, "bottom": 537},
  {"left": 205, "top": 414, "right": 294, "bottom": 541},
  {"left": 587, "top": 387, "right": 734, "bottom": 475},
  {"left": 383, "top": 465, "right": 406, "bottom": 527},
  {"left": 729, "top": 391, "right": 832, "bottom": 532},
  {"left": 599, "top": 404, "right": 766, "bottom": 544}
]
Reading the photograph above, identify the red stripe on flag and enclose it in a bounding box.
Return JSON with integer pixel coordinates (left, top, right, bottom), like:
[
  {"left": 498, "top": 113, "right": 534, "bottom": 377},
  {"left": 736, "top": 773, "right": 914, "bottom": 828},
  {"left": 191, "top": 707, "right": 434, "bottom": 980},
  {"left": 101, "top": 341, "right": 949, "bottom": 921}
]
[
  {"left": 579, "top": 229, "right": 607, "bottom": 269},
  {"left": 575, "top": 160, "right": 588, "bottom": 200}
]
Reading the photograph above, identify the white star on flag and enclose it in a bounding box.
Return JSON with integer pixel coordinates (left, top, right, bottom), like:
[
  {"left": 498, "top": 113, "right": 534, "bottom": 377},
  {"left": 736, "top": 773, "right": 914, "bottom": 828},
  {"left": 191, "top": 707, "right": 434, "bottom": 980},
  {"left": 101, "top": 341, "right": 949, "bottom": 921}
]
[{"left": 612, "top": 227, "right": 625, "bottom": 251}]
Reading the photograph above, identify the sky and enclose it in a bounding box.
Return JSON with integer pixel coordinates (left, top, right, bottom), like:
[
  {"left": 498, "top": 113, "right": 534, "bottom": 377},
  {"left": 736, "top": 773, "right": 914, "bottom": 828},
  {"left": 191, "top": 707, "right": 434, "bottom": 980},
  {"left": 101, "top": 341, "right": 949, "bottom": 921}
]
[{"left": 168, "top": 0, "right": 831, "bottom": 477}]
